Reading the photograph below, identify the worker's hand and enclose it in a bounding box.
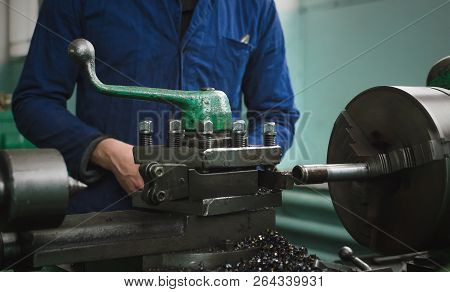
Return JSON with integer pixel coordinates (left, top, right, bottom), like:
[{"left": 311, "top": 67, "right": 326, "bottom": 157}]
[{"left": 91, "top": 138, "right": 144, "bottom": 194}]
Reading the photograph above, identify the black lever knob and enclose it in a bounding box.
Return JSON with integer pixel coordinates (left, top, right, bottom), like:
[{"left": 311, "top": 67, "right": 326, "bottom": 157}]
[{"left": 339, "top": 246, "right": 372, "bottom": 271}]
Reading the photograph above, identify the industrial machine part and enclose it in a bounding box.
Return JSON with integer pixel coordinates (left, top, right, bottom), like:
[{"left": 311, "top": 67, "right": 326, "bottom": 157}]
[
  {"left": 1, "top": 39, "right": 298, "bottom": 271},
  {"left": 427, "top": 56, "right": 450, "bottom": 90},
  {"left": 292, "top": 163, "right": 370, "bottom": 184},
  {"left": 232, "top": 120, "right": 248, "bottom": 148},
  {"left": 294, "top": 57, "right": 450, "bottom": 254},
  {"left": 68, "top": 38, "right": 292, "bottom": 217},
  {"left": 338, "top": 246, "right": 371, "bottom": 271},
  {"left": 2, "top": 39, "right": 449, "bottom": 271},
  {"left": 139, "top": 119, "right": 153, "bottom": 146},
  {"left": 68, "top": 39, "right": 232, "bottom": 132},
  {"left": 0, "top": 149, "right": 86, "bottom": 232},
  {"left": 0, "top": 209, "right": 274, "bottom": 270},
  {"left": 167, "top": 119, "right": 184, "bottom": 147}
]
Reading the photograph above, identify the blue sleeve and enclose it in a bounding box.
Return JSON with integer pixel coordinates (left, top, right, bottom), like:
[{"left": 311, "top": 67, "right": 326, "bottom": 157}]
[
  {"left": 12, "top": 0, "right": 103, "bottom": 179},
  {"left": 242, "top": 0, "right": 300, "bottom": 154}
]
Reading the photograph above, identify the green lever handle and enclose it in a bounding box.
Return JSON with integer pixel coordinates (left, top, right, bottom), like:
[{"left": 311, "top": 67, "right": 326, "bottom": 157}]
[
  {"left": 427, "top": 56, "right": 450, "bottom": 90},
  {"left": 68, "top": 39, "right": 232, "bottom": 131}
]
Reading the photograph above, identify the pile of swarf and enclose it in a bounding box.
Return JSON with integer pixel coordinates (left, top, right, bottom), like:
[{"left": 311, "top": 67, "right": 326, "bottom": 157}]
[{"left": 217, "top": 230, "right": 321, "bottom": 272}]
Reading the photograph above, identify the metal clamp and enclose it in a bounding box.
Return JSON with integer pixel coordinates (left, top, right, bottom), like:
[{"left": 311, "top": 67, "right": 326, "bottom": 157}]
[{"left": 139, "top": 163, "right": 189, "bottom": 205}]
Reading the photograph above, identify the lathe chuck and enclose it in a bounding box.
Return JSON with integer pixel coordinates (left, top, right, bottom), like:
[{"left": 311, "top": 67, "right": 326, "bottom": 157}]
[{"left": 328, "top": 86, "right": 450, "bottom": 253}]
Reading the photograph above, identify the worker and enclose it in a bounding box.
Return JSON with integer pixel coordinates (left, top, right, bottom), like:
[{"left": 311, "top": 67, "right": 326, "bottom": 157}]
[{"left": 12, "top": 0, "right": 299, "bottom": 214}]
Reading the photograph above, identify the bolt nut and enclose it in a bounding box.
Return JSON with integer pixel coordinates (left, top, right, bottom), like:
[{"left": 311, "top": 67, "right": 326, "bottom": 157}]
[
  {"left": 233, "top": 120, "right": 247, "bottom": 133},
  {"left": 263, "top": 122, "right": 276, "bottom": 135},
  {"left": 156, "top": 191, "right": 167, "bottom": 202},
  {"left": 168, "top": 119, "right": 182, "bottom": 133},
  {"left": 152, "top": 166, "right": 164, "bottom": 177},
  {"left": 197, "top": 120, "right": 214, "bottom": 135},
  {"left": 139, "top": 119, "right": 153, "bottom": 133}
]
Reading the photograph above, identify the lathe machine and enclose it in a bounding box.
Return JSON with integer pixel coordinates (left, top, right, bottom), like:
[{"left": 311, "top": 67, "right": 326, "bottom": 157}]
[{"left": 0, "top": 39, "right": 450, "bottom": 271}]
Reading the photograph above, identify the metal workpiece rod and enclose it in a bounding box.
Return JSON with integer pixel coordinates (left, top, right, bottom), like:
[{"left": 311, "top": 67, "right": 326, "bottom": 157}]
[{"left": 292, "top": 163, "right": 370, "bottom": 185}]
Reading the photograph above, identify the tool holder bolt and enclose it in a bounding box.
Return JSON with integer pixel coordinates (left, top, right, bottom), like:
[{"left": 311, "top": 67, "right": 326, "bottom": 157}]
[
  {"left": 263, "top": 122, "right": 277, "bottom": 146},
  {"left": 197, "top": 120, "right": 214, "bottom": 149},
  {"left": 232, "top": 120, "right": 248, "bottom": 148},
  {"left": 139, "top": 119, "right": 154, "bottom": 146},
  {"left": 168, "top": 119, "right": 183, "bottom": 147}
]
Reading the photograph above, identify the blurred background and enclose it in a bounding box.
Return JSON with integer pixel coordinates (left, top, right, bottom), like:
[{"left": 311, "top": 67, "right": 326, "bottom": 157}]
[{"left": 0, "top": 0, "right": 449, "bottom": 261}]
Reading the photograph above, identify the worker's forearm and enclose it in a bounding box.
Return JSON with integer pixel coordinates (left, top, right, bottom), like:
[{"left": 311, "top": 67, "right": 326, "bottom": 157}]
[
  {"left": 91, "top": 138, "right": 135, "bottom": 172},
  {"left": 90, "top": 138, "right": 118, "bottom": 171},
  {"left": 91, "top": 138, "right": 144, "bottom": 193}
]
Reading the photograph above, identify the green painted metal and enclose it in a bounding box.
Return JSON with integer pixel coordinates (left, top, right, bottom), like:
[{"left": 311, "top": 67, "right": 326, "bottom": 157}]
[
  {"left": 69, "top": 39, "right": 232, "bottom": 132},
  {"left": 86, "top": 71, "right": 232, "bottom": 131},
  {"left": 428, "top": 68, "right": 450, "bottom": 90}
]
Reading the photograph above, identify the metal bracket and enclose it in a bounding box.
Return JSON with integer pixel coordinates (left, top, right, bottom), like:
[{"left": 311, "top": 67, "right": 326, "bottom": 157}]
[{"left": 139, "top": 163, "right": 189, "bottom": 205}]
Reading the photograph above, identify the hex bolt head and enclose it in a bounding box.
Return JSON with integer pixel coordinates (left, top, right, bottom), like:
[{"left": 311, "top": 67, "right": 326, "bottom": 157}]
[
  {"left": 233, "top": 120, "right": 247, "bottom": 133},
  {"left": 167, "top": 119, "right": 184, "bottom": 147},
  {"left": 139, "top": 119, "right": 153, "bottom": 134},
  {"left": 263, "top": 122, "right": 277, "bottom": 146},
  {"left": 168, "top": 119, "right": 182, "bottom": 133},
  {"left": 232, "top": 120, "right": 248, "bottom": 148},
  {"left": 263, "top": 122, "right": 276, "bottom": 135},
  {"left": 197, "top": 120, "right": 214, "bottom": 135}
]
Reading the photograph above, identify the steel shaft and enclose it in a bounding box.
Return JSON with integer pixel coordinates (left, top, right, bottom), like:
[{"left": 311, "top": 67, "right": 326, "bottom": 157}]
[{"left": 292, "top": 163, "right": 369, "bottom": 184}]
